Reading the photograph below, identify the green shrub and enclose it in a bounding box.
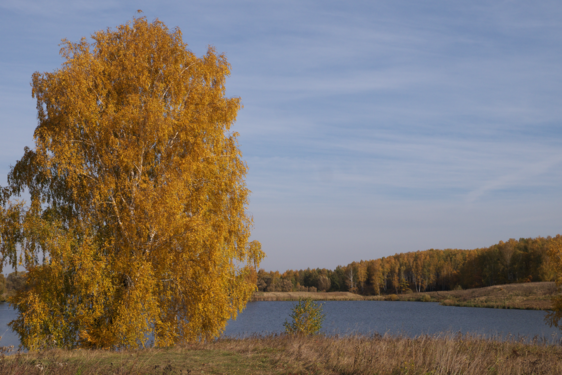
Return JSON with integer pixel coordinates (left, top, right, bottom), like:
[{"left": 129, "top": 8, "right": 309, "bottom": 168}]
[
  {"left": 284, "top": 298, "right": 325, "bottom": 335},
  {"left": 420, "top": 294, "right": 431, "bottom": 302}
]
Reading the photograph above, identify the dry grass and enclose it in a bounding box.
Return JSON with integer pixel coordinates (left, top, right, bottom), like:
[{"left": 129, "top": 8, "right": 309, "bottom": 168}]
[
  {"left": 252, "top": 291, "right": 364, "bottom": 301},
  {"left": 1, "top": 333, "right": 562, "bottom": 374},
  {"left": 255, "top": 282, "right": 558, "bottom": 310},
  {"left": 0, "top": 344, "right": 285, "bottom": 375},
  {"left": 419, "top": 281, "right": 557, "bottom": 310}
]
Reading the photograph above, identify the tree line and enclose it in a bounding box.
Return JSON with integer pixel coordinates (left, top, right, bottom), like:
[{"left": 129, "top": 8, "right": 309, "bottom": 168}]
[{"left": 257, "top": 236, "right": 558, "bottom": 295}]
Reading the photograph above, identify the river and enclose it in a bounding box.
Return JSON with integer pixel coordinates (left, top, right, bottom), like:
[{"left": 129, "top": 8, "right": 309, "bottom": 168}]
[{"left": 0, "top": 301, "right": 559, "bottom": 348}]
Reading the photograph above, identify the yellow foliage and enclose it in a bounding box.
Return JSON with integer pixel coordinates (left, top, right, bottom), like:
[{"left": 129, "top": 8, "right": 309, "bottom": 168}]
[
  {"left": 283, "top": 298, "right": 325, "bottom": 336},
  {"left": 0, "top": 17, "right": 263, "bottom": 349},
  {"left": 386, "top": 294, "right": 399, "bottom": 301},
  {"left": 545, "top": 235, "right": 562, "bottom": 329}
]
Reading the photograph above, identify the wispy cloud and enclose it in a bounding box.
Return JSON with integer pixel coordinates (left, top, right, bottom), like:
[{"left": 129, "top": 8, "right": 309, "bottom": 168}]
[
  {"left": 465, "top": 154, "right": 562, "bottom": 203},
  {"left": 2, "top": 1, "right": 562, "bottom": 270}
]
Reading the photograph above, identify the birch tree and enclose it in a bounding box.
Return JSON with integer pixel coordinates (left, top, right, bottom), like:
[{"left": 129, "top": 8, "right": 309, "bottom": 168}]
[{"left": 0, "top": 16, "right": 263, "bottom": 350}]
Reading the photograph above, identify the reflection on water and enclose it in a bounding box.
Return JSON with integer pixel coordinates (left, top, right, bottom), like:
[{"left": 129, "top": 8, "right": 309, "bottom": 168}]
[{"left": 0, "top": 301, "right": 559, "bottom": 349}]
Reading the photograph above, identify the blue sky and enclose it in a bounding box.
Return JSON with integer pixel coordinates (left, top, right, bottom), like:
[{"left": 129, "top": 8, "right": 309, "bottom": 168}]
[{"left": 1, "top": 1, "right": 562, "bottom": 272}]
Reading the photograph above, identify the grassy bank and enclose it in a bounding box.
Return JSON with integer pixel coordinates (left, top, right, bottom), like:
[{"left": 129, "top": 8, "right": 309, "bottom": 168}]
[
  {"left": 252, "top": 291, "right": 364, "bottom": 301},
  {"left": 1, "top": 333, "right": 561, "bottom": 374},
  {"left": 253, "top": 281, "right": 557, "bottom": 310},
  {"left": 423, "top": 281, "right": 556, "bottom": 310}
]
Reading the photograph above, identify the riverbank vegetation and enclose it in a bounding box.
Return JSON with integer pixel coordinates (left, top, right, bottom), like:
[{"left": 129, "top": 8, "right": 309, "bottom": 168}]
[
  {"left": 1, "top": 333, "right": 560, "bottom": 374},
  {"left": 0, "top": 273, "right": 26, "bottom": 302},
  {"left": 253, "top": 281, "right": 556, "bottom": 310},
  {"left": 425, "top": 281, "right": 555, "bottom": 310},
  {"left": 256, "top": 236, "right": 559, "bottom": 297}
]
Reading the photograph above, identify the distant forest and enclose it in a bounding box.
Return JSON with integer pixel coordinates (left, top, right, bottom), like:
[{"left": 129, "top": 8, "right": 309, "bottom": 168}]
[{"left": 256, "top": 236, "right": 559, "bottom": 295}]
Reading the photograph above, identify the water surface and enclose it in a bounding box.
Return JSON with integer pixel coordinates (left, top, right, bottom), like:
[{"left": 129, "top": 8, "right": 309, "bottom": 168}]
[
  {"left": 0, "top": 304, "right": 20, "bottom": 349},
  {"left": 0, "top": 301, "right": 558, "bottom": 349},
  {"left": 224, "top": 301, "right": 560, "bottom": 341}
]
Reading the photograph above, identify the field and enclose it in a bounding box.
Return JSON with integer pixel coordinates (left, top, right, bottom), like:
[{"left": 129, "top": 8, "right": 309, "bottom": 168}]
[
  {"left": 1, "top": 333, "right": 561, "bottom": 374},
  {"left": 253, "top": 281, "right": 557, "bottom": 310},
  {"left": 421, "top": 281, "right": 556, "bottom": 310}
]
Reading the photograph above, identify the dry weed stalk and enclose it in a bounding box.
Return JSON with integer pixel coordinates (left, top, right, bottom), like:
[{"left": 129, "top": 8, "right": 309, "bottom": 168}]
[
  {"left": 208, "top": 333, "right": 562, "bottom": 374},
  {"left": 0, "top": 333, "right": 560, "bottom": 374}
]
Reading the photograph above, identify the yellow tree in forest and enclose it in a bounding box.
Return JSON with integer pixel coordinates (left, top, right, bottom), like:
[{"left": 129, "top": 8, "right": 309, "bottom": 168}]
[
  {"left": 546, "top": 235, "right": 562, "bottom": 329},
  {"left": 412, "top": 252, "right": 425, "bottom": 292},
  {"left": 356, "top": 261, "right": 367, "bottom": 293},
  {"left": 368, "top": 259, "right": 382, "bottom": 295},
  {"left": 0, "top": 17, "right": 263, "bottom": 350}
]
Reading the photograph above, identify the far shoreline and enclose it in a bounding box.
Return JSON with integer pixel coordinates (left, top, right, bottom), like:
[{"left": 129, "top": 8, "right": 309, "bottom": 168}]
[{"left": 252, "top": 281, "right": 555, "bottom": 310}]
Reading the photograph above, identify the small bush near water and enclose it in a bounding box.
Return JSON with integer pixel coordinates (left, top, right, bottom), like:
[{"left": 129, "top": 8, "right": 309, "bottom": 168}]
[
  {"left": 284, "top": 298, "right": 325, "bottom": 336},
  {"left": 1, "top": 333, "right": 561, "bottom": 374},
  {"left": 386, "top": 294, "right": 399, "bottom": 301}
]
